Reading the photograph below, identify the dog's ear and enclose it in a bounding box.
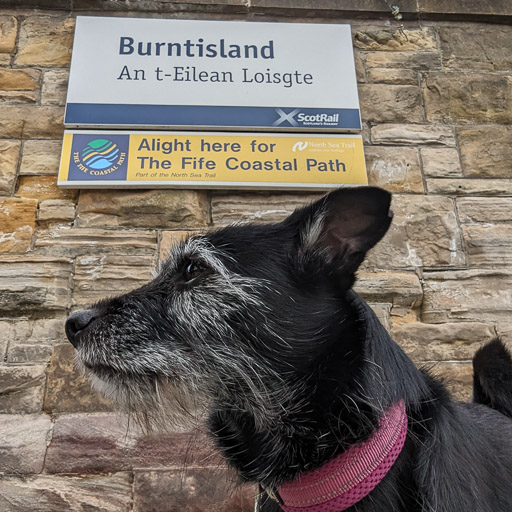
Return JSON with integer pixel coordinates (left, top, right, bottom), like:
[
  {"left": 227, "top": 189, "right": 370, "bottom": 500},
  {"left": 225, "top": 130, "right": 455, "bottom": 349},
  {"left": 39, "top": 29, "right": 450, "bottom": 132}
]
[{"left": 287, "top": 186, "right": 393, "bottom": 274}]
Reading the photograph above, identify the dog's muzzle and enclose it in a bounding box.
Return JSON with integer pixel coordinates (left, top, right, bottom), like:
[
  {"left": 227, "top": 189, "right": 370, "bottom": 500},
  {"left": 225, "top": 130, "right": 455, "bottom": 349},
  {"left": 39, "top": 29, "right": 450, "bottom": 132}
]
[{"left": 65, "top": 308, "right": 100, "bottom": 348}]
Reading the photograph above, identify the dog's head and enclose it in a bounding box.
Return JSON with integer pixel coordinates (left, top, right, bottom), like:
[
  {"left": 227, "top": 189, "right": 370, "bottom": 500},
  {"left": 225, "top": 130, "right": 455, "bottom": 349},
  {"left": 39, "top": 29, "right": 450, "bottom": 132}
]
[{"left": 66, "top": 186, "right": 392, "bottom": 429}]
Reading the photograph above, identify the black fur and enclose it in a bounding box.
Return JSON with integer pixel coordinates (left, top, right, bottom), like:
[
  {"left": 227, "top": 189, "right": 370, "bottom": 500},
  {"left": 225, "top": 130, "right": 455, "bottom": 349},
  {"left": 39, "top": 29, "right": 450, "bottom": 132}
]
[{"left": 66, "top": 187, "right": 512, "bottom": 512}]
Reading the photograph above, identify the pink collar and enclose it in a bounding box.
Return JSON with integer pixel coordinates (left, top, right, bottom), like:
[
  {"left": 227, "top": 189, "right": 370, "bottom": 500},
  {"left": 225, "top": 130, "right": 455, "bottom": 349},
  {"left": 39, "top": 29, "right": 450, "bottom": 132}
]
[{"left": 274, "top": 401, "right": 408, "bottom": 512}]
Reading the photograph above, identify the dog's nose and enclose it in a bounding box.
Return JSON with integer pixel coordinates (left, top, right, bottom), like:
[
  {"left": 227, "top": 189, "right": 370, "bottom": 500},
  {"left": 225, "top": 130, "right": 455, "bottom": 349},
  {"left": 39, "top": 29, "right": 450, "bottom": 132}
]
[{"left": 65, "top": 309, "right": 99, "bottom": 348}]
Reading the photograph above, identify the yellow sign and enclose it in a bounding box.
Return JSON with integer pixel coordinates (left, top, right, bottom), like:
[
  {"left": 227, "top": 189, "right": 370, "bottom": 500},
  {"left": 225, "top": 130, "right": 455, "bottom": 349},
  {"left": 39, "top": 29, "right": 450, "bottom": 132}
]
[{"left": 58, "top": 131, "right": 367, "bottom": 190}]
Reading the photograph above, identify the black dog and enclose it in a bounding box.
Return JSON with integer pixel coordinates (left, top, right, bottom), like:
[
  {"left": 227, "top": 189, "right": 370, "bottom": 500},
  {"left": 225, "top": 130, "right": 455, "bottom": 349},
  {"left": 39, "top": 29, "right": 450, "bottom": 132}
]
[{"left": 66, "top": 187, "right": 512, "bottom": 512}]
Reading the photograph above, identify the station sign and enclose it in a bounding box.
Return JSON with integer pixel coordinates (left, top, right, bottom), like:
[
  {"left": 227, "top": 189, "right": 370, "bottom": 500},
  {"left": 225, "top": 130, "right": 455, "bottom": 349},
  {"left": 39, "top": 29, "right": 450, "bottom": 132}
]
[
  {"left": 58, "top": 131, "right": 367, "bottom": 190},
  {"left": 65, "top": 17, "right": 361, "bottom": 132}
]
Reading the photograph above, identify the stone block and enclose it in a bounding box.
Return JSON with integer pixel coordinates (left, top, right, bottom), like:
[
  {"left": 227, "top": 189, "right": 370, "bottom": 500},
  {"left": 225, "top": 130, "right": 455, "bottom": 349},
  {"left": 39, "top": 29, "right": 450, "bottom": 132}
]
[
  {"left": 457, "top": 197, "right": 512, "bottom": 224},
  {"left": 19, "top": 140, "right": 62, "bottom": 175},
  {"left": 45, "top": 413, "right": 219, "bottom": 473},
  {"left": 355, "top": 271, "right": 422, "bottom": 317},
  {"left": 365, "top": 146, "right": 423, "bottom": 193},
  {"left": 365, "top": 51, "right": 441, "bottom": 71},
  {"left": 0, "top": 414, "right": 52, "bottom": 474},
  {"left": 77, "top": 190, "right": 208, "bottom": 229},
  {"left": 422, "top": 270, "right": 512, "bottom": 323},
  {"left": 420, "top": 147, "right": 462, "bottom": 178},
  {"left": 44, "top": 343, "right": 113, "bottom": 414},
  {"left": 371, "top": 124, "right": 455, "bottom": 146},
  {"left": 0, "top": 197, "right": 38, "bottom": 252},
  {"left": 358, "top": 84, "right": 423, "bottom": 123},
  {"left": 352, "top": 26, "right": 437, "bottom": 51},
  {"left": 0, "top": 257, "right": 72, "bottom": 313},
  {"left": 3, "top": 316, "right": 67, "bottom": 344},
  {"left": 438, "top": 24, "right": 512, "bottom": 71},
  {"left": 0, "top": 69, "right": 40, "bottom": 91},
  {"left": 366, "top": 68, "right": 418, "bottom": 85},
  {"left": 0, "top": 364, "right": 46, "bottom": 413},
  {"left": 41, "top": 69, "right": 69, "bottom": 105},
  {"left": 0, "top": 91, "right": 37, "bottom": 103},
  {"left": 457, "top": 126, "right": 512, "bottom": 178},
  {"left": 160, "top": 230, "right": 201, "bottom": 262},
  {"left": 368, "top": 303, "right": 392, "bottom": 331},
  {"left": 462, "top": 225, "right": 512, "bottom": 267},
  {"left": 72, "top": 254, "right": 155, "bottom": 308},
  {"left": 0, "top": 140, "right": 20, "bottom": 194},
  {"left": 430, "top": 362, "right": 472, "bottom": 401},
  {"left": 418, "top": 0, "right": 512, "bottom": 18},
  {"left": 0, "top": 473, "right": 132, "bottom": 511},
  {"left": 16, "top": 175, "right": 77, "bottom": 201},
  {"left": 7, "top": 344, "right": 53, "bottom": 364},
  {"left": 392, "top": 321, "right": 495, "bottom": 361},
  {"left": 0, "top": 106, "right": 64, "bottom": 139},
  {"left": 34, "top": 227, "right": 158, "bottom": 257},
  {"left": 133, "top": 469, "right": 256, "bottom": 512},
  {"left": 364, "top": 195, "right": 465, "bottom": 269},
  {"left": 422, "top": 72, "right": 512, "bottom": 124},
  {"left": 38, "top": 199, "right": 76, "bottom": 223},
  {"left": 0, "top": 15, "right": 17, "bottom": 53},
  {"left": 212, "top": 192, "right": 321, "bottom": 226},
  {"left": 426, "top": 178, "right": 512, "bottom": 196},
  {"left": 15, "top": 16, "right": 74, "bottom": 67}
]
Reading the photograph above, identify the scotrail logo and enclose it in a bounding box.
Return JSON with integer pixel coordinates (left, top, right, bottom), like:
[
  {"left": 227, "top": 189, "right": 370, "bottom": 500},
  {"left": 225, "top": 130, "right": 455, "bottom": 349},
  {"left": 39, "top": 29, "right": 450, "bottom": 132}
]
[
  {"left": 273, "top": 108, "right": 340, "bottom": 127},
  {"left": 73, "top": 139, "right": 127, "bottom": 176}
]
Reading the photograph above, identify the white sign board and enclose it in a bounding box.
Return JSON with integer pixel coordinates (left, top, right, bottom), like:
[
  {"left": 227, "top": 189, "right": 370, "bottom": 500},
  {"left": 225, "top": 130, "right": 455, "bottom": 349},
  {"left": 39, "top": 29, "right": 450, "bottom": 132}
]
[{"left": 65, "top": 17, "right": 361, "bottom": 132}]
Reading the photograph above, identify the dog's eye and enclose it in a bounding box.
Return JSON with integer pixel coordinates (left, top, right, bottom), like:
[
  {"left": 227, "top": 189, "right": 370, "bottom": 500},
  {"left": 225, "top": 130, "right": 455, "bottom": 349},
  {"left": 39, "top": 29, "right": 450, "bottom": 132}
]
[{"left": 184, "top": 260, "right": 207, "bottom": 282}]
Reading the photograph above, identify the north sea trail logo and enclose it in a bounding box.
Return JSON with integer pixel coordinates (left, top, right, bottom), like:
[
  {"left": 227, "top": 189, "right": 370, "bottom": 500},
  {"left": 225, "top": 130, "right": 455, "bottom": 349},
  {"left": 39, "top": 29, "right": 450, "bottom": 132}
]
[{"left": 72, "top": 138, "right": 128, "bottom": 178}]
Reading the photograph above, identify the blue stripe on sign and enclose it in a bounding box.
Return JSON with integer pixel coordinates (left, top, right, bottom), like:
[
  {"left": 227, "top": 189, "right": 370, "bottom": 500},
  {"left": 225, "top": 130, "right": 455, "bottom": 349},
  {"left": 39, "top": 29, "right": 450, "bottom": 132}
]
[{"left": 65, "top": 104, "right": 361, "bottom": 130}]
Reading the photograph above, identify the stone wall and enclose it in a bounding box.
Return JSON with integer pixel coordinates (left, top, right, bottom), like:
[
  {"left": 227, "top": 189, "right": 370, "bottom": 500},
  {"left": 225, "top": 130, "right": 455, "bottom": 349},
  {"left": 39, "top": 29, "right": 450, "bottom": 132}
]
[{"left": 0, "top": 2, "right": 511, "bottom": 511}]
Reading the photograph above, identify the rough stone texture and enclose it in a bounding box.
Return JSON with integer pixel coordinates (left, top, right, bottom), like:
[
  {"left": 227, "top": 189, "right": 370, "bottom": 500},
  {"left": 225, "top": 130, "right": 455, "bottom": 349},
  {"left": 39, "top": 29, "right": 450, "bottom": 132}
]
[
  {"left": 364, "top": 195, "right": 465, "bottom": 269},
  {"left": 439, "top": 24, "right": 512, "bottom": 71},
  {"left": 0, "top": 414, "right": 52, "bottom": 474},
  {"left": 72, "top": 254, "right": 155, "bottom": 307},
  {"left": 352, "top": 26, "right": 437, "bottom": 51},
  {"left": 0, "top": 197, "right": 38, "bottom": 252},
  {"left": 430, "top": 362, "right": 473, "bottom": 402},
  {"left": 15, "top": 16, "right": 75, "bottom": 67},
  {"left": 0, "top": 90, "right": 37, "bottom": 103},
  {"left": 462, "top": 224, "right": 512, "bottom": 267},
  {"left": 392, "top": 322, "right": 495, "bottom": 361},
  {"left": 366, "top": 68, "right": 418, "bottom": 85},
  {"left": 0, "top": 15, "right": 17, "bottom": 54},
  {"left": 457, "top": 197, "right": 512, "bottom": 224},
  {"left": 358, "top": 84, "right": 423, "bottom": 123},
  {"left": 34, "top": 227, "right": 158, "bottom": 257},
  {"left": 212, "top": 192, "right": 321, "bottom": 226},
  {"left": 420, "top": 147, "right": 463, "bottom": 177},
  {"left": 365, "top": 51, "right": 441, "bottom": 71},
  {"left": 0, "top": 473, "right": 132, "bottom": 512},
  {"left": 457, "top": 126, "right": 512, "bottom": 178},
  {"left": 19, "top": 140, "right": 62, "bottom": 175},
  {"left": 133, "top": 469, "right": 256, "bottom": 512},
  {"left": 45, "top": 413, "right": 219, "bottom": 474},
  {"left": 422, "top": 72, "right": 512, "bottom": 124},
  {"left": 365, "top": 146, "right": 423, "bottom": 193},
  {"left": 426, "top": 178, "right": 512, "bottom": 196},
  {"left": 355, "top": 271, "right": 422, "bottom": 316},
  {"left": 422, "top": 270, "right": 512, "bottom": 323},
  {"left": 38, "top": 199, "right": 76, "bottom": 223},
  {"left": 17, "top": 175, "right": 77, "bottom": 201},
  {"left": 0, "top": 69, "right": 40, "bottom": 91},
  {"left": 0, "top": 140, "right": 20, "bottom": 194},
  {"left": 371, "top": 124, "right": 455, "bottom": 146},
  {"left": 0, "top": 257, "right": 72, "bottom": 313},
  {"left": 41, "top": 69, "right": 69, "bottom": 105},
  {"left": 0, "top": 106, "right": 64, "bottom": 139},
  {"left": 44, "top": 343, "right": 113, "bottom": 414},
  {"left": 77, "top": 190, "right": 209, "bottom": 229},
  {"left": 0, "top": 364, "right": 46, "bottom": 413}
]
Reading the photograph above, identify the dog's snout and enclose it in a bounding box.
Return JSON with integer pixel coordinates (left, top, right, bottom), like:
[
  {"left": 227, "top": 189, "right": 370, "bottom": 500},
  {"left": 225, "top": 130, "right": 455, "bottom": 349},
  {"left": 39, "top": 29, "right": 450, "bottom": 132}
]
[{"left": 65, "top": 309, "right": 99, "bottom": 348}]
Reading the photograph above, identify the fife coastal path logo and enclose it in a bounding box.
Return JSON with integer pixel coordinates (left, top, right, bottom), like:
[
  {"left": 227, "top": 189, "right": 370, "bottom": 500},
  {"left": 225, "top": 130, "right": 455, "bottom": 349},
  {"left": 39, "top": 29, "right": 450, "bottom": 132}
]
[{"left": 73, "top": 138, "right": 127, "bottom": 176}]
